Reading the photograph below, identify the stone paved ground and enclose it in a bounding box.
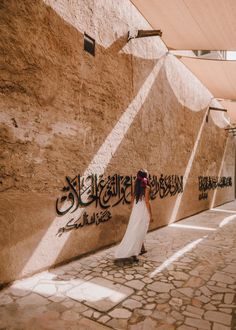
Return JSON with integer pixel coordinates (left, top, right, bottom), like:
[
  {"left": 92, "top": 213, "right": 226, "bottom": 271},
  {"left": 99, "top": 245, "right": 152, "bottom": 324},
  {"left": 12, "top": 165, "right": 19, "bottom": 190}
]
[{"left": 1, "top": 201, "right": 236, "bottom": 330}]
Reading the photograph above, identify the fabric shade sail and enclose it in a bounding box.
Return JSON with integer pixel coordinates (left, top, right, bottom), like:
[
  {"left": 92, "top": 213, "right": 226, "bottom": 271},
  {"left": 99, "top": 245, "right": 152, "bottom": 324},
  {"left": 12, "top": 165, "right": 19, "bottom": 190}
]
[
  {"left": 178, "top": 57, "right": 236, "bottom": 100},
  {"left": 131, "top": 0, "right": 236, "bottom": 50}
]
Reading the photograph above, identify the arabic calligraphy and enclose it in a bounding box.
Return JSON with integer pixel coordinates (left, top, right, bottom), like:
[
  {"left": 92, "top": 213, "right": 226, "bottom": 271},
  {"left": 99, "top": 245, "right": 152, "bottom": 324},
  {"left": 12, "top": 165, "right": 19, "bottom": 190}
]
[
  {"left": 56, "top": 174, "right": 184, "bottom": 216},
  {"left": 55, "top": 173, "right": 184, "bottom": 235},
  {"left": 56, "top": 209, "right": 112, "bottom": 236},
  {"left": 198, "top": 176, "right": 232, "bottom": 200}
]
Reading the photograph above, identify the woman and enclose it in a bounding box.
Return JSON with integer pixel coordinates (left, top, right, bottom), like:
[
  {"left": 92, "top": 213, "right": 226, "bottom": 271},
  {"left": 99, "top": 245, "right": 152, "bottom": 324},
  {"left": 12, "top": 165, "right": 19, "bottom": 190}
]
[{"left": 115, "top": 169, "right": 152, "bottom": 262}]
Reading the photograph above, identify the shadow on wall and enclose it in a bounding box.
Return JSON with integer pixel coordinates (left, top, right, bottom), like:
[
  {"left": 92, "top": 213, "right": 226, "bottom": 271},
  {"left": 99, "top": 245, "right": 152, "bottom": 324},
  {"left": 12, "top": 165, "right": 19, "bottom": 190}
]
[{"left": 0, "top": 0, "right": 166, "bottom": 282}]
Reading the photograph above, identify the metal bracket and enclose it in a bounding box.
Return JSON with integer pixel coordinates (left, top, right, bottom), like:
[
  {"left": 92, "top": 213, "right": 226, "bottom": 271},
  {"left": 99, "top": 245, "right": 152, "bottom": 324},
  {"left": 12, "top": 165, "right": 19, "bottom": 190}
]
[
  {"left": 206, "top": 106, "right": 227, "bottom": 123},
  {"left": 128, "top": 29, "right": 162, "bottom": 42},
  {"left": 225, "top": 127, "right": 236, "bottom": 135}
]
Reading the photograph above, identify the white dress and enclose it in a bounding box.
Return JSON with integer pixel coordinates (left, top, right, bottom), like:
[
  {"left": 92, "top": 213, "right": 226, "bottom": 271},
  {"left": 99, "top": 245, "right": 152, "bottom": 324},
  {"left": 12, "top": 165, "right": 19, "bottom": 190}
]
[{"left": 115, "top": 198, "right": 150, "bottom": 259}]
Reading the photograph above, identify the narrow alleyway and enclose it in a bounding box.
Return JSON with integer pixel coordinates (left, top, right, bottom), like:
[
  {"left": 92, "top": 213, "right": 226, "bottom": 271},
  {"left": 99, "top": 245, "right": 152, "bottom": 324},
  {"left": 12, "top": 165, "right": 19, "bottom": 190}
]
[{"left": 1, "top": 201, "right": 236, "bottom": 330}]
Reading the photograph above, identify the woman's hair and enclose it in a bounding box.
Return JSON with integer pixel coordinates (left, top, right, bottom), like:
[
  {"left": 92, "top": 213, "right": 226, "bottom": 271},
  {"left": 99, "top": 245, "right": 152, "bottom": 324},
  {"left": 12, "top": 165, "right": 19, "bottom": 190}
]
[{"left": 134, "top": 169, "right": 149, "bottom": 203}]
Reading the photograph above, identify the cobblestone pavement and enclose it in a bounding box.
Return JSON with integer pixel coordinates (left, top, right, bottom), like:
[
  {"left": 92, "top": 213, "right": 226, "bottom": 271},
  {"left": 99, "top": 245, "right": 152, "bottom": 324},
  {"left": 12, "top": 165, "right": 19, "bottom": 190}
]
[{"left": 1, "top": 202, "right": 236, "bottom": 330}]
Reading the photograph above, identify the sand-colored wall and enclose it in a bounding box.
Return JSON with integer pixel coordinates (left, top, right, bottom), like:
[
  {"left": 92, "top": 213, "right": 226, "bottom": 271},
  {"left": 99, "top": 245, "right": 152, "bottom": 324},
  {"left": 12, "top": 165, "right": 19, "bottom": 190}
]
[{"left": 0, "top": 0, "right": 235, "bottom": 284}]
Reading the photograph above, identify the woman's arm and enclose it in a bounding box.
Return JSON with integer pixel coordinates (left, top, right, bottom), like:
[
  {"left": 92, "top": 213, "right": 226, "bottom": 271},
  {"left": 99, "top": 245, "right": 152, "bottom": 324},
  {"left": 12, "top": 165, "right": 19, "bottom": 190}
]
[{"left": 145, "top": 186, "right": 153, "bottom": 221}]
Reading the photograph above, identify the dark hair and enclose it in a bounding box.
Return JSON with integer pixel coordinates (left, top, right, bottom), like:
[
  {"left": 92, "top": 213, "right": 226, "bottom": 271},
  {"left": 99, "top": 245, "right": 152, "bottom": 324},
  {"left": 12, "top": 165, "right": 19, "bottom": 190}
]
[{"left": 134, "top": 169, "right": 149, "bottom": 203}]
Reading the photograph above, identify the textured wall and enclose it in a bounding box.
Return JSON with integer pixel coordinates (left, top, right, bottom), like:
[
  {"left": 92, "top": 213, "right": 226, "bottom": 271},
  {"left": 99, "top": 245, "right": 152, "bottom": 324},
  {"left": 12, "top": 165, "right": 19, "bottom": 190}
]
[{"left": 0, "top": 0, "right": 235, "bottom": 284}]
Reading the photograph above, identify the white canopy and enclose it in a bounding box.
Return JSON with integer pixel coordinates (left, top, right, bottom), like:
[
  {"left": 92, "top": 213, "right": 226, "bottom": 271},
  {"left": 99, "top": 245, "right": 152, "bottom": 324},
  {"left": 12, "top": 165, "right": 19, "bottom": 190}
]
[
  {"left": 178, "top": 57, "right": 236, "bottom": 100},
  {"left": 131, "top": 0, "right": 236, "bottom": 50}
]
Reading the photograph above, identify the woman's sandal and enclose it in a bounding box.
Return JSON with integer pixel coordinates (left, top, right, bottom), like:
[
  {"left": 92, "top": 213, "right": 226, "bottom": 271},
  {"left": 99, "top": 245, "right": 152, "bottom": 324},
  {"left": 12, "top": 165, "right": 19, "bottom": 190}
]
[{"left": 132, "top": 256, "right": 139, "bottom": 263}]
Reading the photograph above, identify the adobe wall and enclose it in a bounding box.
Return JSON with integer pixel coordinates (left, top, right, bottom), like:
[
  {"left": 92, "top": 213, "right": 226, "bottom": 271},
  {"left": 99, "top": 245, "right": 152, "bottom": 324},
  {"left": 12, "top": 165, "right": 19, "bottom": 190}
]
[{"left": 0, "top": 0, "right": 234, "bottom": 283}]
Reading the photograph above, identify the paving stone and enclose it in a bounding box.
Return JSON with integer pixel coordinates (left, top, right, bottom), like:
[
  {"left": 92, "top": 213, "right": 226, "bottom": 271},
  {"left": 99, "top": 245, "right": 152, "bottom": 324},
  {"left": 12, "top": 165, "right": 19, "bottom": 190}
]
[
  {"left": 147, "top": 297, "right": 155, "bottom": 302},
  {"left": 108, "top": 308, "right": 132, "bottom": 318},
  {"left": 129, "top": 317, "right": 157, "bottom": 330},
  {"left": 93, "top": 311, "right": 101, "bottom": 319},
  {"left": 48, "top": 295, "right": 66, "bottom": 303},
  {"left": 33, "top": 283, "right": 57, "bottom": 297},
  {"left": 222, "top": 264, "right": 236, "bottom": 274},
  {"left": 177, "top": 288, "right": 194, "bottom": 298},
  {"left": 219, "top": 303, "right": 236, "bottom": 308},
  {"left": 147, "top": 290, "right": 156, "bottom": 297},
  {"left": 11, "top": 276, "right": 40, "bottom": 290},
  {"left": 17, "top": 293, "right": 50, "bottom": 306},
  {"left": 62, "top": 300, "right": 75, "bottom": 308},
  {"left": 107, "top": 318, "right": 128, "bottom": 329},
  {"left": 185, "top": 317, "right": 211, "bottom": 330},
  {"left": 61, "top": 310, "right": 80, "bottom": 321},
  {"left": 183, "top": 311, "right": 201, "bottom": 319},
  {"left": 66, "top": 277, "right": 134, "bottom": 312},
  {"left": 142, "top": 277, "right": 153, "bottom": 284},
  {"left": 204, "top": 303, "right": 217, "bottom": 310},
  {"left": 204, "top": 310, "right": 232, "bottom": 325},
  {"left": 0, "top": 295, "right": 13, "bottom": 305},
  {"left": 122, "top": 298, "right": 142, "bottom": 310},
  {"left": 144, "top": 303, "right": 156, "bottom": 310},
  {"left": 191, "top": 298, "right": 202, "bottom": 308},
  {"left": 102, "top": 271, "right": 108, "bottom": 277},
  {"left": 135, "top": 308, "right": 153, "bottom": 316},
  {"left": 171, "top": 310, "right": 184, "bottom": 321},
  {"left": 212, "top": 323, "right": 231, "bottom": 330},
  {"left": 9, "top": 288, "right": 30, "bottom": 297},
  {"left": 47, "top": 302, "right": 67, "bottom": 313},
  {"left": 186, "top": 305, "right": 204, "bottom": 316},
  {"left": 180, "top": 257, "right": 193, "bottom": 263},
  {"left": 125, "top": 275, "right": 134, "bottom": 280},
  {"left": 197, "top": 295, "right": 211, "bottom": 303},
  {"left": 114, "top": 273, "right": 123, "bottom": 278},
  {"left": 169, "top": 271, "right": 189, "bottom": 281},
  {"left": 212, "top": 293, "right": 223, "bottom": 300},
  {"left": 113, "top": 277, "right": 126, "bottom": 284},
  {"left": 173, "top": 280, "right": 184, "bottom": 287},
  {"left": 151, "top": 310, "right": 166, "bottom": 320},
  {"left": 177, "top": 325, "right": 197, "bottom": 330},
  {"left": 211, "top": 273, "right": 234, "bottom": 284},
  {"left": 224, "top": 293, "right": 234, "bottom": 304},
  {"left": 57, "top": 284, "right": 73, "bottom": 293},
  {"left": 82, "top": 309, "right": 94, "bottom": 318},
  {"left": 78, "top": 317, "right": 111, "bottom": 329},
  {"left": 147, "top": 282, "right": 174, "bottom": 293},
  {"left": 216, "top": 282, "right": 227, "bottom": 288},
  {"left": 98, "top": 315, "right": 111, "bottom": 324},
  {"left": 184, "top": 277, "right": 205, "bottom": 288},
  {"left": 207, "top": 285, "right": 235, "bottom": 293},
  {"left": 169, "top": 297, "right": 183, "bottom": 308},
  {"left": 219, "top": 308, "right": 232, "bottom": 314},
  {"left": 131, "top": 294, "right": 143, "bottom": 301},
  {"left": 125, "top": 280, "right": 145, "bottom": 290}
]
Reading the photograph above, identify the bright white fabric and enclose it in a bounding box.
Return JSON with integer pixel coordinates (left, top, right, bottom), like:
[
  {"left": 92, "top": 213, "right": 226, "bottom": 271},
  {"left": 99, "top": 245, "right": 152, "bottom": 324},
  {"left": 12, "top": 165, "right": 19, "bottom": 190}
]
[{"left": 115, "top": 199, "right": 150, "bottom": 259}]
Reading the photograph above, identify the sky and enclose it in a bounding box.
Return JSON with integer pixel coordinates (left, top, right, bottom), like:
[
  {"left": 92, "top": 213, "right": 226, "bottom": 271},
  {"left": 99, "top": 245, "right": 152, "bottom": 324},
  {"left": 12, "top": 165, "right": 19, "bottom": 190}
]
[{"left": 227, "top": 51, "right": 236, "bottom": 60}]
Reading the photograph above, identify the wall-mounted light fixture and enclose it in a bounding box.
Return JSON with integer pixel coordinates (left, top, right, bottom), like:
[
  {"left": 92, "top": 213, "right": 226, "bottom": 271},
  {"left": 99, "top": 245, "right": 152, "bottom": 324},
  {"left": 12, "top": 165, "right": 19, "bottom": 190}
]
[
  {"left": 206, "top": 106, "right": 227, "bottom": 123},
  {"left": 84, "top": 33, "right": 95, "bottom": 56},
  {"left": 128, "top": 29, "right": 162, "bottom": 42}
]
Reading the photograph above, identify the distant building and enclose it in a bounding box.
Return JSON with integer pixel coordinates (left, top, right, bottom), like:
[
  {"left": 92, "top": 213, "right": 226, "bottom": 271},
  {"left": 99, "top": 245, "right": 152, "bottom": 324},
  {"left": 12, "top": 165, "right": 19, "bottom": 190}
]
[{"left": 193, "top": 50, "right": 227, "bottom": 59}]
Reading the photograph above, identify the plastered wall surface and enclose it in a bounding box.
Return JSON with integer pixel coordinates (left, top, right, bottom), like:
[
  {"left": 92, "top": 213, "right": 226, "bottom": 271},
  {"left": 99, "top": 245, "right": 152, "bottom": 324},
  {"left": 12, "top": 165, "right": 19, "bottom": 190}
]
[{"left": 0, "top": 0, "right": 235, "bottom": 284}]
